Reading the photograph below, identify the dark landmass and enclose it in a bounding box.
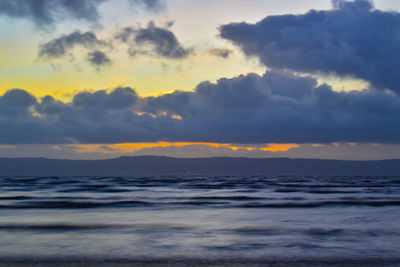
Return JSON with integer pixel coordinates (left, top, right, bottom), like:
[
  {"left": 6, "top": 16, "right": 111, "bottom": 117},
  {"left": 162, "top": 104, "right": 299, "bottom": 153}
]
[{"left": 0, "top": 156, "right": 400, "bottom": 175}]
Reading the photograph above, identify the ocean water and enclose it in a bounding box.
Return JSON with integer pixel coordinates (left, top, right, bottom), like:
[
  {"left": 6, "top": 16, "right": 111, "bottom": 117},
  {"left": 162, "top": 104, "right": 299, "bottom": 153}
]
[{"left": 0, "top": 175, "right": 400, "bottom": 265}]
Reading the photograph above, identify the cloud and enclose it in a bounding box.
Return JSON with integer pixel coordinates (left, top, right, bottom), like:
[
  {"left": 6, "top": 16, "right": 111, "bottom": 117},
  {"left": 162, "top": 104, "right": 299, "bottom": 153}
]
[
  {"left": 0, "top": 0, "right": 165, "bottom": 28},
  {"left": 39, "top": 22, "right": 190, "bottom": 68},
  {"left": 72, "top": 87, "right": 138, "bottom": 109},
  {"left": 142, "top": 71, "right": 400, "bottom": 144},
  {"left": 38, "top": 30, "right": 112, "bottom": 69},
  {"left": 137, "top": 0, "right": 165, "bottom": 12},
  {"left": 117, "top": 21, "right": 191, "bottom": 59},
  {"left": 0, "top": 89, "right": 37, "bottom": 117},
  {"left": 39, "top": 30, "right": 108, "bottom": 59},
  {"left": 1, "top": 71, "right": 400, "bottom": 144},
  {"left": 86, "top": 50, "right": 111, "bottom": 68},
  {"left": 219, "top": 0, "right": 400, "bottom": 95},
  {"left": 209, "top": 48, "right": 233, "bottom": 58}
]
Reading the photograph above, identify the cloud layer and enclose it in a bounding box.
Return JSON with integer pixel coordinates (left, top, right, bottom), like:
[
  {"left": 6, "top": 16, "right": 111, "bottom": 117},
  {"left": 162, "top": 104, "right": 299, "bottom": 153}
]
[
  {"left": 220, "top": 0, "right": 400, "bottom": 94},
  {"left": 2, "top": 0, "right": 400, "bottom": 151},
  {"left": 1, "top": 71, "right": 400, "bottom": 144}
]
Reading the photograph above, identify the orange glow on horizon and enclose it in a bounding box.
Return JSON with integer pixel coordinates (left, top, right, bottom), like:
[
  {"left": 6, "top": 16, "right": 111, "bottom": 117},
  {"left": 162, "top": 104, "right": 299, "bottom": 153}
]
[
  {"left": 68, "top": 142, "right": 300, "bottom": 154},
  {"left": 259, "top": 144, "right": 299, "bottom": 152}
]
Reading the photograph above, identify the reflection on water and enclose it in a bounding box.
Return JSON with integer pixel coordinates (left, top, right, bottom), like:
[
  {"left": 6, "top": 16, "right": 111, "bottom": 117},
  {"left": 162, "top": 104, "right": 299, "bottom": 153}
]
[{"left": 0, "top": 175, "right": 400, "bottom": 263}]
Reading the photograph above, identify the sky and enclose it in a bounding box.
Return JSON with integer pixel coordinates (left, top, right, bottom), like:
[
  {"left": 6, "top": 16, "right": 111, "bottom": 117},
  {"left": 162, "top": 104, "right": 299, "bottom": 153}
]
[{"left": 1, "top": 0, "right": 400, "bottom": 160}]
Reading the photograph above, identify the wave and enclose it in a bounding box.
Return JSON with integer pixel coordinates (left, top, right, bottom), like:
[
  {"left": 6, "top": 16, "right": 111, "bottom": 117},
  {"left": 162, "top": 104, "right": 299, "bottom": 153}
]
[
  {"left": 1, "top": 175, "right": 400, "bottom": 211},
  {"left": 0, "top": 224, "right": 126, "bottom": 231},
  {"left": 241, "top": 200, "right": 400, "bottom": 208},
  {"left": 0, "top": 223, "right": 192, "bottom": 232},
  {"left": 1, "top": 198, "right": 400, "bottom": 209},
  {"left": 0, "top": 200, "right": 152, "bottom": 209}
]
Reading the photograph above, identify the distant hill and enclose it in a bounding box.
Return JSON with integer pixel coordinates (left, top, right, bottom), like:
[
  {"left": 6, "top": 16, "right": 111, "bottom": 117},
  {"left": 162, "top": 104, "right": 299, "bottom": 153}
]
[{"left": 0, "top": 156, "right": 399, "bottom": 175}]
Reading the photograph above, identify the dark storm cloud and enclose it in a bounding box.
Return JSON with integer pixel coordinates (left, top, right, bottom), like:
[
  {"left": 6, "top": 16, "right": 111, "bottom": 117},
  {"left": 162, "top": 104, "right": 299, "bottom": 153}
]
[
  {"left": 86, "top": 50, "right": 111, "bottom": 68},
  {"left": 219, "top": 0, "right": 400, "bottom": 94},
  {"left": 0, "top": 87, "right": 150, "bottom": 144},
  {"left": 141, "top": 71, "right": 400, "bottom": 144},
  {"left": 117, "top": 22, "right": 191, "bottom": 59},
  {"left": 38, "top": 30, "right": 108, "bottom": 59},
  {"left": 0, "top": 89, "right": 37, "bottom": 117},
  {"left": 72, "top": 87, "right": 138, "bottom": 109},
  {"left": 1, "top": 71, "right": 400, "bottom": 144},
  {"left": 0, "top": 0, "right": 165, "bottom": 27}
]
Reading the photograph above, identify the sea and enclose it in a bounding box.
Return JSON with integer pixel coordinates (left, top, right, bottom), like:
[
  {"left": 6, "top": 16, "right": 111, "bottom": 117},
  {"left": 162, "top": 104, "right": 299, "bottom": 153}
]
[{"left": 0, "top": 175, "right": 400, "bottom": 266}]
